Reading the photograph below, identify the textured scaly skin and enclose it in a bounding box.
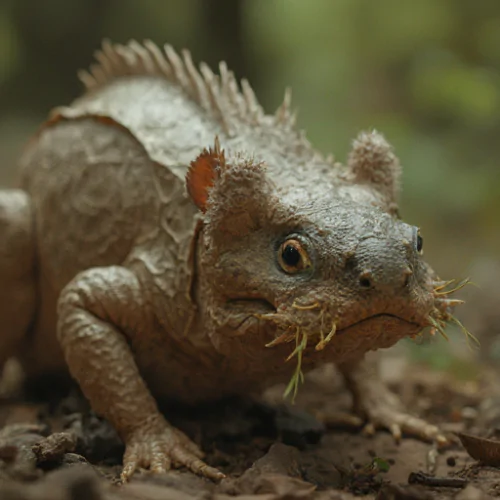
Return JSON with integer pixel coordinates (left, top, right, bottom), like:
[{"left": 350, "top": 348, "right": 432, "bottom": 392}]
[{"left": 0, "top": 40, "right": 455, "bottom": 480}]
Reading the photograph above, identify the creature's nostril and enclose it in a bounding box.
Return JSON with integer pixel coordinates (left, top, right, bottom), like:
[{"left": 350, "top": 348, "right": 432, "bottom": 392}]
[
  {"left": 403, "top": 268, "right": 413, "bottom": 287},
  {"left": 359, "top": 277, "right": 371, "bottom": 288},
  {"left": 359, "top": 271, "right": 373, "bottom": 289}
]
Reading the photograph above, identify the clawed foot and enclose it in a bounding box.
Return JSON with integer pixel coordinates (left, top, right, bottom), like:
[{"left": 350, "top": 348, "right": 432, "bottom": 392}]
[
  {"left": 121, "top": 416, "right": 225, "bottom": 482},
  {"left": 318, "top": 385, "right": 450, "bottom": 447},
  {"left": 359, "top": 401, "right": 449, "bottom": 447},
  {"left": 355, "top": 382, "right": 451, "bottom": 447},
  {"left": 334, "top": 360, "right": 452, "bottom": 448}
]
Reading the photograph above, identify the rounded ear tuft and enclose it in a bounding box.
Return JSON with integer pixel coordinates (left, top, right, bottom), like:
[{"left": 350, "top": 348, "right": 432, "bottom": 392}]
[
  {"left": 347, "top": 130, "right": 402, "bottom": 206},
  {"left": 186, "top": 137, "right": 225, "bottom": 212}
]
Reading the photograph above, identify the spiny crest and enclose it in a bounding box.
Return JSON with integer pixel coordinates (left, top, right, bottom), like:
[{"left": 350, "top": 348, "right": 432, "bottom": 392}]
[{"left": 78, "top": 39, "right": 299, "bottom": 135}]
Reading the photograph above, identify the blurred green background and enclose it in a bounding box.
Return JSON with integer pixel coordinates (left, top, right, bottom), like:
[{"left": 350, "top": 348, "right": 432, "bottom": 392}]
[{"left": 0, "top": 0, "right": 498, "bottom": 370}]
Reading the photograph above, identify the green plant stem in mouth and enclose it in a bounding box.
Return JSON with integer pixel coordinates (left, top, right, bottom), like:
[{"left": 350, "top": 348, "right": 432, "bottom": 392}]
[
  {"left": 449, "top": 314, "right": 480, "bottom": 349},
  {"left": 279, "top": 314, "right": 413, "bottom": 403},
  {"left": 274, "top": 275, "right": 475, "bottom": 402},
  {"left": 283, "top": 328, "right": 308, "bottom": 402},
  {"left": 428, "top": 316, "right": 449, "bottom": 341}
]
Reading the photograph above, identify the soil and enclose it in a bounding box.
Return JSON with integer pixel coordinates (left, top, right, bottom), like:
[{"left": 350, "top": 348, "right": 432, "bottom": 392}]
[{"left": 0, "top": 348, "right": 498, "bottom": 500}]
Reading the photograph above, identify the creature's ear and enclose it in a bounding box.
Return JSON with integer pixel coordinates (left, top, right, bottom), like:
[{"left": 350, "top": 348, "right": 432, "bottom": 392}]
[
  {"left": 346, "top": 130, "right": 402, "bottom": 209},
  {"left": 186, "top": 138, "right": 224, "bottom": 213},
  {"left": 186, "top": 138, "right": 274, "bottom": 236}
]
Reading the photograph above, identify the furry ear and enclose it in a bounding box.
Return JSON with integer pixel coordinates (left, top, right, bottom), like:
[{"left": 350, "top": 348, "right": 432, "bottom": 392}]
[
  {"left": 346, "top": 130, "right": 402, "bottom": 207},
  {"left": 208, "top": 159, "right": 271, "bottom": 236},
  {"left": 186, "top": 138, "right": 274, "bottom": 236},
  {"left": 186, "top": 137, "right": 225, "bottom": 213}
]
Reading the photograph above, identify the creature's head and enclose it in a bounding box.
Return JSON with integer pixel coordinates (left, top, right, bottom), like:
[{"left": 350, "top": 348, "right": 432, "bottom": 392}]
[{"left": 186, "top": 132, "right": 464, "bottom": 376}]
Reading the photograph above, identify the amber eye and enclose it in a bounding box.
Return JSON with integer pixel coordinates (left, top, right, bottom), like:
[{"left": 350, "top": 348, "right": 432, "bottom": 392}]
[{"left": 278, "top": 239, "right": 311, "bottom": 273}]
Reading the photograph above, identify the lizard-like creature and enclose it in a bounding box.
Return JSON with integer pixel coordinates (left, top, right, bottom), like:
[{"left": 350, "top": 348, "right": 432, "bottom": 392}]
[{"left": 0, "top": 40, "right": 462, "bottom": 481}]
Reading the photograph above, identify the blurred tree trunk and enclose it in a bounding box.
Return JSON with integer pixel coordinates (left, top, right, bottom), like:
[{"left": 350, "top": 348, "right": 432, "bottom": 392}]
[
  {"left": 198, "top": 0, "right": 256, "bottom": 86},
  {"left": 0, "top": 0, "right": 111, "bottom": 116},
  {"left": 0, "top": 0, "right": 257, "bottom": 115}
]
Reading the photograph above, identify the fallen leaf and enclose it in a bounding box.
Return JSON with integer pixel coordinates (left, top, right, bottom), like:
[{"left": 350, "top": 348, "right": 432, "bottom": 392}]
[{"left": 457, "top": 432, "right": 500, "bottom": 466}]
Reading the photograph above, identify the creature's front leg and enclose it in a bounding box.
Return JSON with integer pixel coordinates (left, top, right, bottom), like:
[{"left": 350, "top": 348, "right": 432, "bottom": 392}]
[
  {"left": 336, "top": 357, "right": 448, "bottom": 446},
  {"left": 57, "top": 266, "right": 224, "bottom": 481}
]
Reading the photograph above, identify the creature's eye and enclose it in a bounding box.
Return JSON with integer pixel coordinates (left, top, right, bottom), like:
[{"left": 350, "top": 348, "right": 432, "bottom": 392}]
[
  {"left": 416, "top": 232, "right": 423, "bottom": 253},
  {"left": 278, "top": 239, "right": 312, "bottom": 274}
]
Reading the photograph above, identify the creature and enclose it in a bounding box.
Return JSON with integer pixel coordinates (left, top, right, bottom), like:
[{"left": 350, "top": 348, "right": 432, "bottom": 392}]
[{"left": 0, "top": 40, "right": 465, "bottom": 481}]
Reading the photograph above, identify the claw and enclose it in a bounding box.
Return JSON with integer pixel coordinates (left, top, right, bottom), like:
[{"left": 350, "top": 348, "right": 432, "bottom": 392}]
[
  {"left": 390, "top": 423, "right": 402, "bottom": 443},
  {"left": 171, "top": 447, "right": 225, "bottom": 480},
  {"left": 198, "top": 464, "right": 226, "bottom": 481},
  {"left": 362, "top": 422, "right": 376, "bottom": 436},
  {"left": 121, "top": 459, "right": 139, "bottom": 483},
  {"left": 436, "top": 434, "right": 451, "bottom": 448},
  {"left": 120, "top": 421, "right": 225, "bottom": 482},
  {"left": 346, "top": 382, "right": 450, "bottom": 448}
]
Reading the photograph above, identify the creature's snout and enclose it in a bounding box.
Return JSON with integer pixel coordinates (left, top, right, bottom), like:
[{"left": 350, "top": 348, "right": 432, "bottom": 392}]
[{"left": 352, "top": 224, "right": 420, "bottom": 293}]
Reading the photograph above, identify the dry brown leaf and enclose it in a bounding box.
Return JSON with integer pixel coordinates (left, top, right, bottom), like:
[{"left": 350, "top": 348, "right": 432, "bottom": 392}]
[{"left": 457, "top": 432, "right": 500, "bottom": 466}]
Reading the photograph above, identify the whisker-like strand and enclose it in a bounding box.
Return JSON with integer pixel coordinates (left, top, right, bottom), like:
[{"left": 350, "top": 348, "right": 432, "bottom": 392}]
[
  {"left": 434, "top": 277, "right": 471, "bottom": 296},
  {"left": 265, "top": 331, "right": 296, "bottom": 348},
  {"left": 428, "top": 316, "right": 449, "bottom": 341},
  {"left": 315, "top": 321, "right": 337, "bottom": 351},
  {"left": 433, "top": 279, "right": 456, "bottom": 292},
  {"left": 449, "top": 314, "right": 480, "bottom": 350}
]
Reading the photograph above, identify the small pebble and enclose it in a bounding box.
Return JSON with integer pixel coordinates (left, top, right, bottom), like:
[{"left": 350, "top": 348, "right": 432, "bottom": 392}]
[
  {"left": 32, "top": 432, "right": 77, "bottom": 464},
  {"left": 461, "top": 407, "right": 478, "bottom": 421},
  {"left": 447, "top": 456, "right": 456, "bottom": 467}
]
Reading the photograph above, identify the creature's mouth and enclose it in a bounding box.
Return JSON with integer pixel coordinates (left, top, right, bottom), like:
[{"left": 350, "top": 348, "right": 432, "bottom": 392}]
[
  {"left": 235, "top": 297, "right": 428, "bottom": 356},
  {"left": 226, "top": 298, "right": 276, "bottom": 313},
  {"left": 335, "top": 313, "right": 421, "bottom": 334}
]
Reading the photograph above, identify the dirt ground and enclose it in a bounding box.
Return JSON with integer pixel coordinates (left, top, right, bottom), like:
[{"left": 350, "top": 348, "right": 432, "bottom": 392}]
[{"left": 0, "top": 346, "right": 498, "bottom": 500}]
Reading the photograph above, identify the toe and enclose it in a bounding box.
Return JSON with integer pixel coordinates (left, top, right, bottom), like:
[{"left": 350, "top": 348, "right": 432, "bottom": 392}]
[
  {"left": 362, "top": 422, "right": 376, "bottom": 436},
  {"left": 121, "top": 463, "right": 136, "bottom": 483},
  {"left": 150, "top": 444, "right": 171, "bottom": 474},
  {"left": 404, "top": 419, "right": 450, "bottom": 447},
  {"left": 149, "top": 457, "right": 170, "bottom": 474},
  {"left": 121, "top": 450, "right": 140, "bottom": 483},
  {"left": 171, "top": 447, "right": 225, "bottom": 481},
  {"left": 399, "top": 415, "right": 439, "bottom": 440},
  {"left": 376, "top": 411, "right": 449, "bottom": 446},
  {"left": 389, "top": 422, "right": 402, "bottom": 443},
  {"left": 199, "top": 465, "right": 226, "bottom": 481},
  {"left": 436, "top": 434, "right": 450, "bottom": 447}
]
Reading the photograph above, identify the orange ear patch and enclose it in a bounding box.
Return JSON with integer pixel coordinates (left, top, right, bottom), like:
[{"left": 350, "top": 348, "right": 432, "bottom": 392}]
[{"left": 186, "top": 138, "right": 225, "bottom": 212}]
